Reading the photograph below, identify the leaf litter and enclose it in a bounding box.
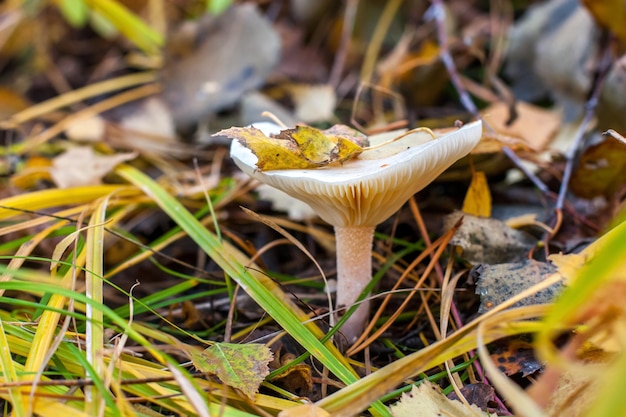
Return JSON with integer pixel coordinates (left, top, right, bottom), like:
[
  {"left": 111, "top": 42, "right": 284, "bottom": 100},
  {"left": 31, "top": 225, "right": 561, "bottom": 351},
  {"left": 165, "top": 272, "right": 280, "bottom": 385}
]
[{"left": 0, "top": 1, "right": 625, "bottom": 416}]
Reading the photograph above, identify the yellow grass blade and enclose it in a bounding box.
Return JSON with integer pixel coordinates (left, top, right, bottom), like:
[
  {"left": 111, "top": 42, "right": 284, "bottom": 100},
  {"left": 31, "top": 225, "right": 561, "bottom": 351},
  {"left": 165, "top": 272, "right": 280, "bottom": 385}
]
[
  {"left": 0, "top": 320, "right": 26, "bottom": 417},
  {"left": 0, "top": 220, "right": 70, "bottom": 297},
  {"left": 3, "top": 72, "right": 156, "bottom": 127},
  {"left": 0, "top": 185, "right": 133, "bottom": 221}
]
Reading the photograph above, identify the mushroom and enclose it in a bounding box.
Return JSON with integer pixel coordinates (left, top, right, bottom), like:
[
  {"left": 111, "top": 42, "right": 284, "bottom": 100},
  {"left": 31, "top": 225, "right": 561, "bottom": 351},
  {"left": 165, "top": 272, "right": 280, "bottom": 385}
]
[{"left": 230, "top": 121, "right": 483, "bottom": 344}]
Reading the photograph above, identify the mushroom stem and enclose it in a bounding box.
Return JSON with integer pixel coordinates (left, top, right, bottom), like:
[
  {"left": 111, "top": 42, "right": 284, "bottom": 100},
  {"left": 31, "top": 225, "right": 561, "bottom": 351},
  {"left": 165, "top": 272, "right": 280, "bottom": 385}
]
[{"left": 334, "top": 225, "right": 375, "bottom": 344}]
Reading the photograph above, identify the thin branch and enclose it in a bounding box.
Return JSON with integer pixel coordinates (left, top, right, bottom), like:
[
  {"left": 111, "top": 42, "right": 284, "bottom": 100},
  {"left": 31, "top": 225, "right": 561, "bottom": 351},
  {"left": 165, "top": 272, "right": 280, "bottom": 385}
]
[{"left": 555, "top": 36, "right": 613, "bottom": 212}]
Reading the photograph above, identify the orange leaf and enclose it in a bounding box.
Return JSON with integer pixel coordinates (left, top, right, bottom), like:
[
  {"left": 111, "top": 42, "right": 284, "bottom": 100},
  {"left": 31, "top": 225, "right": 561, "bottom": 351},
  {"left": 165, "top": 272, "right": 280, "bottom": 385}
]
[{"left": 582, "top": 0, "right": 626, "bottom": 48}]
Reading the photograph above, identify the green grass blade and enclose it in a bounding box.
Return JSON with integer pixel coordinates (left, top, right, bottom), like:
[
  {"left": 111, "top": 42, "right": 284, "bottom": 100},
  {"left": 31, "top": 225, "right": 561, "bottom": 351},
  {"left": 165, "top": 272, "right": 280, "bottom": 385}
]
[
  {"left": 78, "top": 0, "right": 163, "bottom": 53},
  {"left": 115, "top": 164, "right": 391, "bottom": 417}
]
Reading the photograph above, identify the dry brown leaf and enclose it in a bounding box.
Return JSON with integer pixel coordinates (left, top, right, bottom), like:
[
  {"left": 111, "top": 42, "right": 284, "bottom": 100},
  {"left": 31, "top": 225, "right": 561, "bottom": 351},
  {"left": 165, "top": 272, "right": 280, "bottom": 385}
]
[
  {"left": 445, "top": 212, "right": 537, "bottom": 264},
  {"left": 540, "top": 345, "right": 612, "bottom": 417},
  {"left": 473, "top": 260, "right": 562, "bottom": 314},
  {"left": 268, "top": 351, "right": 313, "bottom": 397},
  {"left": 390, "top": 380, "right": 497, "bottom": 417},
  {"left": 570, "top": 135, "right": 626, "bottom": 198},
  {"left": 481, "top": 101, "right": 561, "bottom": 152},
  {"left": 0, "top": 87, "right": 30, "bottom": 121},
  {"left": 50, "top": 147, "right": 136, "bottom": 188}
]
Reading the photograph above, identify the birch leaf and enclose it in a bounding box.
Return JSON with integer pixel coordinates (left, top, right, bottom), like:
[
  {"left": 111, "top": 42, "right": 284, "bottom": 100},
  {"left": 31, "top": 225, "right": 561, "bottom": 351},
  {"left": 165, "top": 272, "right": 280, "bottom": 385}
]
[
  {"left": 218, "top": 124, "right": 365, "bottom": 171},
  {"left": 192, "top": 342, "right": 273, "bottom": 399}
]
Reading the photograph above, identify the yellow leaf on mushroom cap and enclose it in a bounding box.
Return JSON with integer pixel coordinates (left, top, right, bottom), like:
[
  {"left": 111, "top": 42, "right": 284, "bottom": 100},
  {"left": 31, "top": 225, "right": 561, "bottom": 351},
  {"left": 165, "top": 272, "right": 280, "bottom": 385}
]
[
  {"left": 230, "top": 121, "right": 483, "bottom": 227},
  {"left": 218, "top": 126, "right": 310, "bottom": 170},
  {"left": 217, "top": 124, "right": 367, "bottom": 170}
]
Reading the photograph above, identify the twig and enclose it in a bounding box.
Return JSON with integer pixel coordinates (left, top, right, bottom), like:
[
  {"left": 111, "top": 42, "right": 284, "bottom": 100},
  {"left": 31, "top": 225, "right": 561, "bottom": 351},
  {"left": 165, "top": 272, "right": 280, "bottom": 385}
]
[
  {"left": 604, "top": 129, "right": 626, "bottom": 144},
  {"left": 555, "top": 36, "right": 613, "bottom": 213},
  {"left": 549, "top": 34, "right": 612, "bottom": 238}
]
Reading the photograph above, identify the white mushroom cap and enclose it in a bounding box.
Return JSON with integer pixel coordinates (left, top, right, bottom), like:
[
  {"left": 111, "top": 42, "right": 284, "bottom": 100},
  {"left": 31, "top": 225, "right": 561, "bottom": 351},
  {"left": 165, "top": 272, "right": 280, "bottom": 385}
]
[{"left": 231, "top": 121, "right": 483, "bottom": 227}]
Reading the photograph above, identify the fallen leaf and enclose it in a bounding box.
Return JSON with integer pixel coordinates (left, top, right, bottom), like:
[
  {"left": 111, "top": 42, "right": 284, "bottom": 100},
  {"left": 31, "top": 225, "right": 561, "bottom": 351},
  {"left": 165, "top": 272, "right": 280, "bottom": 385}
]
[
  {"left": 390, "top": 380, "right": 497, "bottom": 417},
  {"left": 473, "top": 260, "right": 562, "bottom": 314},
  {"left": 218, "top": 125, "right": 365, "bottom": 170},
  {"left": 277, "top": 125, "right": 347, "bottom": 165},
  {"left": 219, "top": 126, "right": 311, "bottom": 170},
  {"left": 489, "top": 338, "right": 542, "bottom": 377},
  {"left": 445, "top": 212, "right": 537, "bottom": 264},
  {"left": 192, "top": 342, "right": 273, "bottom": 399},
  {"left": 448, "top": 383, "right": 508, "bottom": 415},
  {"left": 462, "top": 171, "right": 492, "bottom": 218},
  {"left": 49, "top": 147, "right": 136, "bottom": 188},
  {"left": 581, "top": 0, "right": 626, "bottom": 49},
  {"left": 548, "top": 252, "right": 590, "bottom": 285},
  {"left": 570, "top": 135, "right": 626, "bottom": 198},
  {"left": 481, "top": 101, "right": 562, "bottom": 152},
  {"left": 116, "top": 97, "right": 178, "bottom": 154},
  {"left": 531, "top": 345, "right": 612, "bottom": 417},
  {"left": 268, "top": 350, "right": 313, "bottom": 396},
  {"left": 0, "top": 87, "right": 30, "bottom": 121},
  {"left": 10, "top": 156, "right": 52, "bottom": 189}
]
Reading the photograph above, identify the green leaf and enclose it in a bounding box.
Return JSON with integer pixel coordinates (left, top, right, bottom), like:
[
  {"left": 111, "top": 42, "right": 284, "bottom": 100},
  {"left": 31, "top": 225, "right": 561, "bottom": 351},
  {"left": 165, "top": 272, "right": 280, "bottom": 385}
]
[
  {"left": 193, "top": 342, "right": 273, "bottom": 399},
  {"left": 207, "top": 0, "right": 232, "bottom": 15},
  {"left": 87, "top": 0, "right": 163, "bottom": 53},
  {"left": 57, "top": 0, "right": 89, "bottom": 27}
]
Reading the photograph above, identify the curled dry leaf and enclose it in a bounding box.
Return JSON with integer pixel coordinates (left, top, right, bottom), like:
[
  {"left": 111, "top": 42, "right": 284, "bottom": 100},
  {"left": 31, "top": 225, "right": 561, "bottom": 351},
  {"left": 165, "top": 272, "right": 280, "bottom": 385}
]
[
  {"left": 50, "top": 147, "right": 136, "bottom": 188},
  {"left": 390, "top": 380, "right": 497, "bottom": 417},
  {"left": 480, "top": 101, "right": 562, "bottom": 153}
]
